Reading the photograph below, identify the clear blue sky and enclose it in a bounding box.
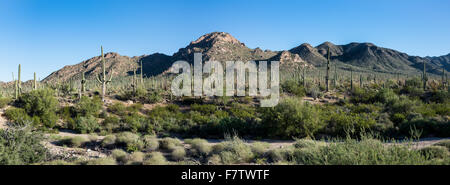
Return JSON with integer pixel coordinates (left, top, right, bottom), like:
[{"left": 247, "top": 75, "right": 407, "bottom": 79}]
[{"left": 1, "top": 0, "right": 449, "bottom": 82}]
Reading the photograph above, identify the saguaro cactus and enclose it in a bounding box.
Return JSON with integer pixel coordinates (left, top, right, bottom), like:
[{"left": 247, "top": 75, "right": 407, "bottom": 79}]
[
  {"left": 17, "top": 64, "right": 22, "bottom": 97},
  {"left": 33, "top": 72, "right": 37, "bottom": 90},
  {"left": 334, "top": 64, "right": 337, "bottom": 88},
  {"left": 359, "top": 74, "right": 362, "bottom": 87},
  {"left": 325, "top": 47, "right": 330, "bottom": 92},
  {"left": 140, "top": 60, "right": 144, "bottom": 85},
  {"left": 422, "top": 61, "right": 427, "bottom": 90},
  {"left": 350, "top": 68, "right": 353, "bottom": 90},
  {"left": 131, "top": 66, "right": 137, "bottom": 94},
  {"left": 81, "top": 72, "right": 86, "bottom": 93},
  {"left": 302, "top": 67, "right": 306, "bottom": 87},
  {"left": 96, "top": 46, "right": 113, "bottom": 101}
]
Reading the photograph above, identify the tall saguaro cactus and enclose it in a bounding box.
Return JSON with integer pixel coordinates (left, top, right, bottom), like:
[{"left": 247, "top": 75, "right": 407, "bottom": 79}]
[
  {"left": 16, "top": 64, "right": 22, "bottom": 98},
  {"left": 359, "top": 74, "right": 362, "bottom": 87},
  {"left": 140, "top": 60, "right": 144, "bottom": 85},
  {"left": 81, "top": 72, "right": 86, "bottom": 93},
  {"left": 302, "top": 67, "right": 306, "bottom": 87},
  {"left": 96, "top": 46, "right": 113, "bottom": 101},
  {"left": 422, "top": 61, "right": 427, "bottom": 90},
  {"left": 325, "top": 47, "right": 330, "bottom": 92},
  {"left": 350, "top": 67, "right": 353, "bottom": 90},
  {"left": 33, "top": 72, "right": 37, "bottom": 90}
]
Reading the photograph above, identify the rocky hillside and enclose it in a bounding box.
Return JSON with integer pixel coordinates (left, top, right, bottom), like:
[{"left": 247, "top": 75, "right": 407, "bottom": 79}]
[{"left": 41, "top": 32, "right": 448, "bottom": 83}]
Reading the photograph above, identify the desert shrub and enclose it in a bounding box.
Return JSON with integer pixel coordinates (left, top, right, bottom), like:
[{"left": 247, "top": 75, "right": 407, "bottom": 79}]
[
  {"left": 399, "top": 117, "right": 450, "bottom": 138},
  {"left": 102, "top": 115, "right": 120, "bottom": 133},
  {"left": 127, "top": 151, "right": 145, "bottom": 165},
  {"left": 58, "top": 136, "right": 89, "bottom": 148},
  {"left": 4, "top": 107, "right": 31, "bottom": 126},
  {"left": 142, "top": 135, "right": 159, "bottom": 151},
  {"left": 251, "top": 142, "right": 270, "bottom": 157},
  {"left": 127, "top": 103, "right": 143, "bottom": 113},
  {"left": 75, "top": 96, "right": 102, "bottom": 117},
  {"left": 350, "top": 87, "right": 377, "bottom": 104},
  {"left": 159, "top": 137, "right": 182, "bottom": 151},
  {"left": 425, "top": 90, "right": 449, "bottom": 104},
  {"left": 322, "top": 109, "right": 377, "bottom": 137},
  {"left": 0, "top": 125, "right": 48, "bottom": 165},
  {"left": 111, "top": 149, "right": 128, "bottom": 164},
  {"left": 84, "top": 157, "right": 116, "bottom": 165},
  {"left": 282, "top": 79, "right": 306, "bottom": 97},
  {"left": 260, "top": 99, "right": 325, "bottom": 138},
  {"left": 229, "top": 103, "right": 256, "bottom": 121},
  {"left": 294, "top": 139, "right": 323, "bottom": 149},
  {"left": 118, "top": 88, "right": 163, "bottom": 104},
  {"left": 419, "top": 146, "right": 449, "bottom": 159},
  {"left": 185, "top": 138, "right": 211, "bottom": 156},
  {"left": 108, "top": 102, "right": 127, "bottom": 116},
  {"left": 307, "top": 86, "right": 322, "bottom": 100},
  {"left": 101, "top": 135, "right": 117, "bottom": 148},
  {"left": 74, "top": 115, "right": 99, "bottom": 134},
  {"left": 16, "top": 89, "right": 58, "bottom": 128},
  {"left": 207, "top": 154, "right": 222, "bottom": 165},
  {"left": 0, "top": 97, "right": 11, "bottom": 109},
  {"left": 267, "top": 147, "right": 295, "bottom": 163},
  {"left": 143, "top": 152, "right": 167, "bottom": 165},
  {"left": 121, "top": 112, "right": 147, "bottom": 133},
  {"left": 217, "top": 136, "right": 254, "bottom": 164},
  {"left": 115, "top": 132, "right": 143, "bottom": 152},
  {"left": 434, "top": 140, "right": 450, "bottom": 150},
  {"left": 292, "top": 137, "right": 438, "bottom": 165},
  {"left": 191, "top": 104, "right": 217, "bottom": 115},
  {"left": 171, "top": 147, "right": 186, "bottom": 161}
]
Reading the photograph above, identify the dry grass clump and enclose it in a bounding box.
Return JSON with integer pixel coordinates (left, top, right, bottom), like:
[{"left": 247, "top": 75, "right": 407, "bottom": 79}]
[
  {"left": 143, "top": 152, "right": 168, "bottom": 165},
  {"left": 185, "top": 138, "right": 211, "bottom": 156},
  {"left": 159, "top": 137, "right": 182, "bottom": 151},
  {"left": 171, "top": 147, "right": 186, "bottom": 161}
]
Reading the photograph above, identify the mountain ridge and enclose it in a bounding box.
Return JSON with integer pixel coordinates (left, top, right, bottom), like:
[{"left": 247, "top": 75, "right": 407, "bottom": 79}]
[{"left": 39, "top": 32, "right": 448, "bottom": 83}]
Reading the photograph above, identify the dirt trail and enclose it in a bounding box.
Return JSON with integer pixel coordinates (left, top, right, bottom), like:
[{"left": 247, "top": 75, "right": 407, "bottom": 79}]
[{"left": 0, "top": 107, "right": 9, "bottom": 130}]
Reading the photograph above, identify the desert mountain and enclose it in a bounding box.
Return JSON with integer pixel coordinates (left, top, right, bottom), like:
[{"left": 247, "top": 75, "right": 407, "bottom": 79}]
[{"left": 41, "top": 32, "right": 448, "bottom": 83}]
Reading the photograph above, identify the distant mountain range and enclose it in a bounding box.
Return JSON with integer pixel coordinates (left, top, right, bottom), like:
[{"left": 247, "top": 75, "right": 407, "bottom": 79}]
[{"left": 41, "top": 32, "right": 448, "bottom": 83}]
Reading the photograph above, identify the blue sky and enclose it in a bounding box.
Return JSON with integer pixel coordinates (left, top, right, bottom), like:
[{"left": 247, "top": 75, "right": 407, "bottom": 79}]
[{"left": 1, "top": 0, "right": 449, "bottom": 82}]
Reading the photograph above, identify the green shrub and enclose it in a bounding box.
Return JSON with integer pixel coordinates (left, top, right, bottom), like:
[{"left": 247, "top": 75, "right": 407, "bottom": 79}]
[
  {"left": 268, "top": 147, "right": 295, "bottom": 163},
  {"left": 142, "top": 135, "right": 159, "bottom": 151},
  {"left": 59, "top": 136, "right": 90, "bottom": 148},
  {"left": 16, "top": 89, "right": 58, "bottom": 128},
  {"left": 115, "top": 132, "right": 143, "bottom": 152},
  {"left": 84, "top": 157, "right": 116, "bottom": 165},
  {"left": 108, "top": 102, "right": 127, "bottom": 116},
  {"left": 260, "top": 99, "right": 325, "bottom": 138},
  {"left": 0, "top": 97, "right": 11, "bottom": 109},
  {"left": 0, "top": 125, "right": 48, "bottom": 165},
  {"left": 251, "top": 142, "right": 270, "bottom": 157},
  {"left": 127, "top": 151, "right": 145, "bottom": 165},
  {"left": 292, "top": 137, "right": 437, "bottom": 165},
  {"left": 143, "top": 152, "right": 167, "bottom": 165},
  {"left": 101, "top": 135, "right": 117, "bottom": 148},
  {"left": 76, "top": 96, "right": 102, "bottom": 117},
  {"left": 111, "top": 149, "right": 128, "bottom": 164},
  {"left": 419, "top": 146, "right": 449, "bottom": 159},
  {"left": 294, "top": 139, "right": 325, "bottom": 149},
  {"left": 217, "top": 136, "right": 254, "bottom": 164},
  {"left": 159, "top": 137, "right": 182, "bottom": 151},
  {"left": 434, "top": 140, "right": 450, "bottom": 150},
  {"left": 74, "top": 115, "right": 99, "bottom": 134},
  {"left": 4, "top": 107, "right": 31, "bottom": 126},
  {"left": 191, "top": 104, "right": 217, "bottom": 115},
  {"left": 171, "top": 147, "right": 186, "bottom": 161},
  {"left": 282, "top": 79, "right": 306, "bottom": 97},
  {"left": 186, "top": 138, "right": 211, "bottom": 156}
]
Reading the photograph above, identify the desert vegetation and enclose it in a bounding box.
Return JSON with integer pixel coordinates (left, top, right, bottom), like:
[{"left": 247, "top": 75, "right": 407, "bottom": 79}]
[{"left": 0, "top": 43, "right": 448, "bottom": 165}]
